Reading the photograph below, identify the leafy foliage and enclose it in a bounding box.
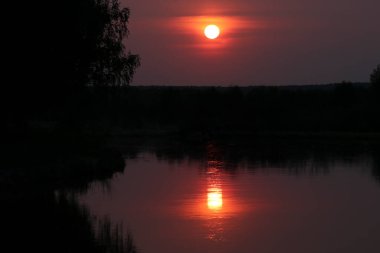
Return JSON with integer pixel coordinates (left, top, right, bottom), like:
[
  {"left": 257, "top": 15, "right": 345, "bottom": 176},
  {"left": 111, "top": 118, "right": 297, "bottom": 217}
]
[
  {"left": 15, "top": 0, "right": 140, "bottom": 88},
  {"left": 87, "top": 0, "right": 141, "bottom": 86},
  {"left": 4, "top": 0, "right": 140, "bottom": 123}
]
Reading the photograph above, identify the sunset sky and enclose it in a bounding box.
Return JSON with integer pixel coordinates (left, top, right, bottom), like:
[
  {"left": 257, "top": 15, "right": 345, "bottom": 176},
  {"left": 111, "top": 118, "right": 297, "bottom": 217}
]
[{"left": 124, "top": 0, "right": 380, "bottom": 86}]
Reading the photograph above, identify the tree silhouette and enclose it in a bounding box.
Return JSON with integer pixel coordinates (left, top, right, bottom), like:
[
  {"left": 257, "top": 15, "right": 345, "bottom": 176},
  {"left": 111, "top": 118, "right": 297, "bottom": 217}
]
[
  {"left": 81, "top": 0, "right": 141, "bottom": 87},
  {"left": 5, "top": 0, "right": 140, "bottom": 123},
  {"left": 12, "top": 0, "right": 139, "bottom": 89},
  {"left": 47, "top": 0, "right": 140, "bottom": 87},
  {"left": 370, "top": 64, "right": 380, "bottom": 87}
]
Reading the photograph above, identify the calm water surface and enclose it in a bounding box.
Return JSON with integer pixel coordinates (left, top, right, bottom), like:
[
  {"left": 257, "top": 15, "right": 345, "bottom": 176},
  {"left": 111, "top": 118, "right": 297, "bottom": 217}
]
[{"left": 79, "top": 143, "right": 380, "bottom": 253}]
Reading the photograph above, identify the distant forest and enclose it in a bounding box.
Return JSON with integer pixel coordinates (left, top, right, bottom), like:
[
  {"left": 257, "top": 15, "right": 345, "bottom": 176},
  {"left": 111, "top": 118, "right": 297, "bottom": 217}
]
[{"left": 8, "top": 82, "right": 380, "bottom": 136}]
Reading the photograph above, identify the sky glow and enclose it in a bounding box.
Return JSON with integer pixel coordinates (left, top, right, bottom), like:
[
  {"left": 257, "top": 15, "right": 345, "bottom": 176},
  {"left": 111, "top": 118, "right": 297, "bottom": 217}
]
[{"left": 124, "top": 0, "right": 380, "bottom": 86}]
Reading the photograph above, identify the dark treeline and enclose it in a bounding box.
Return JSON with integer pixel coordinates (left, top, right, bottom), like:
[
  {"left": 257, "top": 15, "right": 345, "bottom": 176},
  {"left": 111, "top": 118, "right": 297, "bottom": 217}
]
[
  {"left": 20, "top": 82, "right": 379, "bottom": 136},
  {"left": 118, "top": 83, "right": 380, "bottom": 134}
]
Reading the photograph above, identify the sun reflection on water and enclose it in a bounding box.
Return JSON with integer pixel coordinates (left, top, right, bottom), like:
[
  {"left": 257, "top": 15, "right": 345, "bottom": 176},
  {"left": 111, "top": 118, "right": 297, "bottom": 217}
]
[
  {"left": 204, "top": 152, "right": 225, "bottom": 241},
  {"left": 207, "top": 188, "right": 223, "bottom": 210},
  {"left": 181, "top": 144, "right": 247, "bottom": 242}
]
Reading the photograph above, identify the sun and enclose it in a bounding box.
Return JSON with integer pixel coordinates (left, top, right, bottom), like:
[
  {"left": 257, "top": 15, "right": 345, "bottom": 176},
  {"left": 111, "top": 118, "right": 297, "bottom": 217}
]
[{"left": 204, "top": 24, "right": 220, "bottom": 40}]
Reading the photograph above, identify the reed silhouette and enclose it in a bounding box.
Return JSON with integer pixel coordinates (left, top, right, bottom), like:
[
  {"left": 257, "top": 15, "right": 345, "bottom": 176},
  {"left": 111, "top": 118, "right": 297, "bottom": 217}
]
[
  {"left": 2, "top": 131, "right": 137, "bottom": 253},
  {"left": 2, "top": 190, "right": 138, "bottom": 253}
]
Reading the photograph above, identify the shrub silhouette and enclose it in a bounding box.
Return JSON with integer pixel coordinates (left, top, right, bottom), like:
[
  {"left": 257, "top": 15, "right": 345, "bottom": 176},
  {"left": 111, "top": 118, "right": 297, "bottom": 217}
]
[{"left": 370, "top": 64, "right": 380, "bottom": 87}]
